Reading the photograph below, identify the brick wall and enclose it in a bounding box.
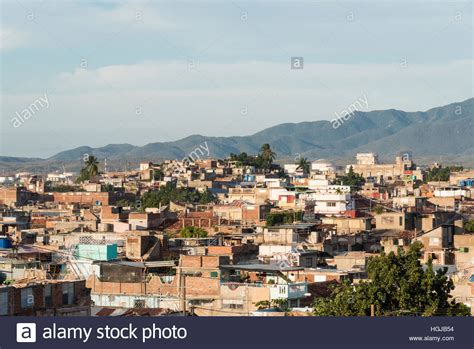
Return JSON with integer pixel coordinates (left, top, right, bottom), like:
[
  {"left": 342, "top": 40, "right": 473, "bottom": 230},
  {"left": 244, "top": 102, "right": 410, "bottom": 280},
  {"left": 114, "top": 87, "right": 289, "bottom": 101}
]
[
  {"left": 179, "top": 255, "right": 229, "bottom": 268},
  {"left": 5, "top": 280, "right": 90, "bottom": 315},
  {"left": 87, "top": 275, "right": 178, "bottom": 296},
  {"left": 52, "top": 192, "right": 115, "bottom": 205}
]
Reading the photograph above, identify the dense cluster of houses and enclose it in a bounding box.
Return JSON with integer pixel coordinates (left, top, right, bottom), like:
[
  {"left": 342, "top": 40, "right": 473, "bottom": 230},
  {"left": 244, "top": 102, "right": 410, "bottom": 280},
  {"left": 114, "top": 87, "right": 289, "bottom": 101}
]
[{"left": 0, "top": 152, "right": 473, "bottom": 316}]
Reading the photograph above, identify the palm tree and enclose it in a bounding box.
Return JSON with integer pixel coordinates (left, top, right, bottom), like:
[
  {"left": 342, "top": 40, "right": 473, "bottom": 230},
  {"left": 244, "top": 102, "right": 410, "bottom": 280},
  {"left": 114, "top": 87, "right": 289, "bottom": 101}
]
[
  {"left": 84, "top": 155, "right": 99, "bottom": 177},
  {"left": 296, "top": 157, "right": 310, "bottom": 174},
  {"left": 259, "top": 143, "right": 276, "bottom": 171}
]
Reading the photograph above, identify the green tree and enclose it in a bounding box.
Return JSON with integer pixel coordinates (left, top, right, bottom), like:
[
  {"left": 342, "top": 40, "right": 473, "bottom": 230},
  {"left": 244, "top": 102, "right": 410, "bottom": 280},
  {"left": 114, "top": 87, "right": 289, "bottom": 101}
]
[
  {"left": 340, "top": 166, "right": 365, "bottom": 188},
  {"left": 153, "top": 169, "right": 164, "bottom": 181},
  {"left": 179, "top": 226, "right": 208, "bottom": 238},
  {"left": 266, "top": 211, "right": 303, "bottom": 226},
  {"left": 296, "top": 157, "right": 310, "bottom": 174},
  {"left": 373, "top": 204, "right": 384, "bottom": 215},
  {"left": 313, "top": 242, "right": 470, "bottom": 316},
  {"left": 140, "top": 183, "right": 212, "bottom": 209},
  {"left": 425, "top": 166, "right": 463, "bottom": 183},
  {"left": 115, "top": 199, "right": 130, "bottom": 207},
  {"left": 465, "top": 220, "right": 474, "bottom": 233},
  {"left": 230, "top": 152, "right": 250, "bottom": 167},
  {"left": 45, "top": 183, "right": 79, "bottom": 192},
  {"left": 254, "top": 299, "right": 290, "bottom": 312},
  {"left": 254, "top": 300, "right": 271, "bottom": 310},
  {"left": 199, "top": 188, "right": 216, "bottom": 204},
  {"left": 77, "top": 155, "right": 100, "bottom": 182},
  {"left": 259, "top": 143, "right": 276, "bottom": 171},
  {"left": 85, "top": 155, "right": 99, "bottom": 177},
  {"left": 101, "top": 183, "right": 114, "bottom": 192}
]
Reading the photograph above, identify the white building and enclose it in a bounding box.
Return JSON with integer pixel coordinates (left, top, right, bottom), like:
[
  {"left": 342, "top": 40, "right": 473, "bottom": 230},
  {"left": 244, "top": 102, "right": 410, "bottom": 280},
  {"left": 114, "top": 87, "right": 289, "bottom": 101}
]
[
  {"left": 356, "top": 153, "right": 378, "bottom": 165},
  {"left": 302, "top": 185, "right": 353, "bottom": 216},
  {"left": 0, "top": 176, "right": 15, "bottom": 183},
  {"left": 434, "top": 187, "right": 470, "bottom": 198},
  {"left": 47, "top": 172, "right": 75, "bottom": 183},
  {"left": 311, "top": 159, "right": 336, "bottom": 173}
]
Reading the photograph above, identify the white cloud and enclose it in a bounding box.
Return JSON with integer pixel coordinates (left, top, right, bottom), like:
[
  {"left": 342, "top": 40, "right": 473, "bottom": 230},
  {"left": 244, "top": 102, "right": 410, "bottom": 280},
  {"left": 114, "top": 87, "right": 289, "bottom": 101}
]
[
  {"left": 53, "top": 59, "right": 473, "bottom": 103},
  {"left": 95, "top": 4, "right": 175, "bottom": 30},
  {"left": 2, "top": 59, "right": 471, "bottom": 157},
  {"left": 0, "top": 28, "right": 28, "bottom": 51}
]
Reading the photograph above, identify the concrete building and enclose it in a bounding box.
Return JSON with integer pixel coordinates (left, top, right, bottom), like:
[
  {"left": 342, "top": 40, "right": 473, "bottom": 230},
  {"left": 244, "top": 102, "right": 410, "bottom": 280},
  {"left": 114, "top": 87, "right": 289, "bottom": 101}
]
[
  {"left": 0, "top": 280, "right": 90, "bottom": 316},
  {"left": 415, "top": 225, "right": 456, "bottom": 265},
  {"left": 348, "top": 153, "right": 413, "bottom": 182}
]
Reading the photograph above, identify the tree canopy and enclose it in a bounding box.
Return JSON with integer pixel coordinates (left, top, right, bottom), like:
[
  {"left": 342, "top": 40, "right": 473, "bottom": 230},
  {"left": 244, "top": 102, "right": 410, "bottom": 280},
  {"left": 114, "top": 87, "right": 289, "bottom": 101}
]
[
  {"left": 77, "top": 155, "right": 100, "bottom": 182},
  {"left": 259, "top": 143, "right": 276, "bottom": 171},
  {"left": 266, "top": 211, "right": 303, "bottom": 226},
  {"left": 140, "top": 183, "right": 215, "bottom": 209},
  {"left": 153, "top": 169, "right": 164, "bottom": 181},
  {"left": 313, "top": 242, "right": 470, "bottom": 316},
  {"left": 340, "top": 166, "right": 365, "bottom": 188},
  {"left": 465, "top": 220, "right": 474, "bottom": 233},
  {"left": 296, "top": 157, "right": 310, "bottom": 174},
  {"left": 179, "top": 226, "right": 208, "bottom": 238},
  {"left": 425, "top": 166, "right": 463, "bottom": 183}
]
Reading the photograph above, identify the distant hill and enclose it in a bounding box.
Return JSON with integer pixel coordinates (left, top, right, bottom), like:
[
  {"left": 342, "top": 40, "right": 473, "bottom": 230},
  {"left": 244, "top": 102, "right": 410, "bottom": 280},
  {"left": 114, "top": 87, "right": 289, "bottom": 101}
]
[{"left": 1, "top": 98, "right": 473, "bottom": 172}]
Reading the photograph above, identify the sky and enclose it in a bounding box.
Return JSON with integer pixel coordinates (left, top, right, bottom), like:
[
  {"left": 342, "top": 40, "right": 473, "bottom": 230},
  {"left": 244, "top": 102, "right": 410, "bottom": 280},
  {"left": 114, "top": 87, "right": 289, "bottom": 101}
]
[{"left": 1, "top": 0, "right": 473, "bottom": 158}]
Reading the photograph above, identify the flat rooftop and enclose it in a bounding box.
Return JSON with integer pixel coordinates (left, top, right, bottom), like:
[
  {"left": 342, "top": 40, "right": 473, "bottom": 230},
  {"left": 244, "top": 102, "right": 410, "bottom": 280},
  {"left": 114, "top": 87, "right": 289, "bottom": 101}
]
[{"left": 221, "top": 263, "right": 303, "bottom": 273}]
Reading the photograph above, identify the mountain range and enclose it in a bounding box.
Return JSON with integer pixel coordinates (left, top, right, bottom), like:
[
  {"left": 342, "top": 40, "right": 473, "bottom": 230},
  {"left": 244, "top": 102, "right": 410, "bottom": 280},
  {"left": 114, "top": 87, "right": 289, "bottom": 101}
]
[{"left": 1, "top": 97, "right": 473, "bottom": 172}]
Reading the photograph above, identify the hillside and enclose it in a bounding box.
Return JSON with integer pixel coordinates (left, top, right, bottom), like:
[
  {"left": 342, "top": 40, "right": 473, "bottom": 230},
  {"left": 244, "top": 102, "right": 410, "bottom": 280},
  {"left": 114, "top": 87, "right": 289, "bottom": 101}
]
[{"left": 1, "top": 98, "right": 473, "bottom": 172}]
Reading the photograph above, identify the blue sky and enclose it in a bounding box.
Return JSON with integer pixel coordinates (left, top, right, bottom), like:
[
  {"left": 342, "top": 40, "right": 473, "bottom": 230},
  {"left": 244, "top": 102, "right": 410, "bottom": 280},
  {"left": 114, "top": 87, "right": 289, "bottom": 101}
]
[{"left": 1, "top": 0, "right": 473, "bottom": 157}]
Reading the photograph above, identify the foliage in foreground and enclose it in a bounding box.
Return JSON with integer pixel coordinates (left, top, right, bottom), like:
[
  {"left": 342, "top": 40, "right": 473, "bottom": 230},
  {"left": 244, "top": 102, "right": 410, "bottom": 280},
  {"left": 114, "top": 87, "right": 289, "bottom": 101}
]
[{"left": 313, "top": 242, "right": 471, "bottom": 316}]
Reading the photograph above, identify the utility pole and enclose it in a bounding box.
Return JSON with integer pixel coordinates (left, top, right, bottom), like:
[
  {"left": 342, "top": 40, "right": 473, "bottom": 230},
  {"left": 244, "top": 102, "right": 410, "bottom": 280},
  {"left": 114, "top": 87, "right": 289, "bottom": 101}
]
[{"left": 180, "top": 268, "right": 186, "bottom": 316}]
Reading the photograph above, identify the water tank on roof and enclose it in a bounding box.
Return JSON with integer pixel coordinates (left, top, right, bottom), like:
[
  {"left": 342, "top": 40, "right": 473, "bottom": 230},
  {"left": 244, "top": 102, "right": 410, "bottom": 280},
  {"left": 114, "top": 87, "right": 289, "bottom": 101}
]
[{"left": 0, "top": 237, "right": 13, "bottom": 249}]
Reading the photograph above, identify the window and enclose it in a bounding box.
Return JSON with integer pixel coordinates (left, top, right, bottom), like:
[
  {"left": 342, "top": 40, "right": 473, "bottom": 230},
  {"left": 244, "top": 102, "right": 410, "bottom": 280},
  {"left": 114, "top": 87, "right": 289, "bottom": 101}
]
[
  {"left": 44, "top": 284, "right": 52, "bottom": 307},
  {"left": 429, "top": 237, "right": 440, "bottom": 247},
  {"left": 222, "top": 300, "right": 243, "bottom": 309},
  {"left": 62, "top": 283, "right": 74, "bottom": 305},
  {"left": 326, "top": 202, "right": 336, "bottom": 207},
  {"left": 222, "top": 303, "right": 243, "bottom": 309},
  {"left": 0, "top": 291, "right": 8, "bottom": 315},
  {"left": 399, "top": 216, "right": 403, "bottom": 226},
  {"left": 21, "top": 288, "right": 34, "bottom": 309},
  {"left": 289, "top": 299, "right": 299, "bottom": 308}
]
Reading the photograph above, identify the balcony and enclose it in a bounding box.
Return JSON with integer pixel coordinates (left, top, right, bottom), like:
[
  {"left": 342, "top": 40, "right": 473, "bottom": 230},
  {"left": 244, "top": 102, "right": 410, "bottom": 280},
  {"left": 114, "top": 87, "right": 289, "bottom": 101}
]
[{"left": 269, "top": 282, "right": 307, "bottom": 300}]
